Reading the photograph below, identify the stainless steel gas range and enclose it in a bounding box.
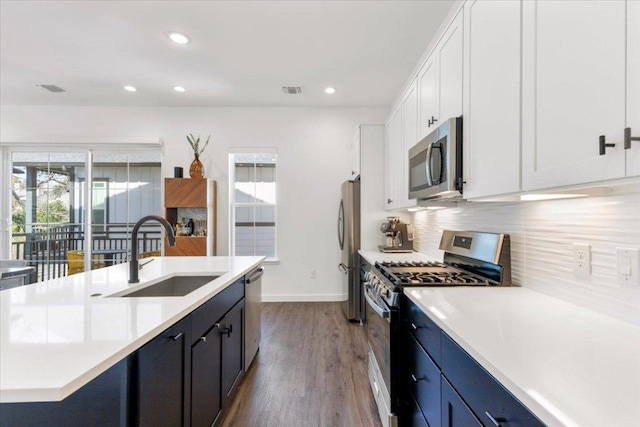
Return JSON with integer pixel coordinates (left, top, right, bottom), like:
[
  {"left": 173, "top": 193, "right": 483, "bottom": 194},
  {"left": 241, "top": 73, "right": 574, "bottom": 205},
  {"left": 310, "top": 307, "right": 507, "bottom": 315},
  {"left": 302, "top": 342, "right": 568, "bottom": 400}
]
[{"left": 364, "top": 230, "right": 512, "bottom": 427}]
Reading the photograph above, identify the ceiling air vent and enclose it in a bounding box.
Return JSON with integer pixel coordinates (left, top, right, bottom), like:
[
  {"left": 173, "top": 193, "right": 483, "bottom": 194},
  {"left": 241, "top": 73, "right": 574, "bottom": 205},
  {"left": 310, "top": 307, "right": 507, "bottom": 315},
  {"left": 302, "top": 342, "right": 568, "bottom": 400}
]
[
  {"left": 38, "top": 84, "right": 66, "bottom": 93},
  {"left": 282, "top": 86, "right": 302, "bottom": 95}
]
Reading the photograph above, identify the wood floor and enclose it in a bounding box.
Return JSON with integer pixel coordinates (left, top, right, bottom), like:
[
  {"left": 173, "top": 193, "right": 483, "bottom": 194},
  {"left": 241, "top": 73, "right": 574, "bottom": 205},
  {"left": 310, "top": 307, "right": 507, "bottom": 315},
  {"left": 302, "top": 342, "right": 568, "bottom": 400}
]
[{"left": 218, "top": 302, "right": 383, "bottom": 427}]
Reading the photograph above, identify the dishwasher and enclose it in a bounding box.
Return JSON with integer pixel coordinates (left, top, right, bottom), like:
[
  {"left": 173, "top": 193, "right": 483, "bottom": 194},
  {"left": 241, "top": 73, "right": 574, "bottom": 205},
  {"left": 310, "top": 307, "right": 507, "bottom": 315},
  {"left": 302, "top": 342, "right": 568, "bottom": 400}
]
[{"left": 245, "top": 266, "right": 264, "bottom": 369}]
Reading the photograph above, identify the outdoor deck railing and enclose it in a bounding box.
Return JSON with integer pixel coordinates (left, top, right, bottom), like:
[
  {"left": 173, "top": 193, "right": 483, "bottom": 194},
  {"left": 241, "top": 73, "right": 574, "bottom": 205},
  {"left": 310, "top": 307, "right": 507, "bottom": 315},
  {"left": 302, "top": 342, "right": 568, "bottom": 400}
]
[{"left": 11, "top": 223, "right": 162, "bottom": 282}]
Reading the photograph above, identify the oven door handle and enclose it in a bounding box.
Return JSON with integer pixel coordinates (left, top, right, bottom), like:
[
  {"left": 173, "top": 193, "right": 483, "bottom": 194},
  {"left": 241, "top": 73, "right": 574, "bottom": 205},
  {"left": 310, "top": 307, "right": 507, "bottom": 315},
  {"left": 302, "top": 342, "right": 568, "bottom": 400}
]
[{"left": 364, "top": 285, "right": 390, "bottom": 321}]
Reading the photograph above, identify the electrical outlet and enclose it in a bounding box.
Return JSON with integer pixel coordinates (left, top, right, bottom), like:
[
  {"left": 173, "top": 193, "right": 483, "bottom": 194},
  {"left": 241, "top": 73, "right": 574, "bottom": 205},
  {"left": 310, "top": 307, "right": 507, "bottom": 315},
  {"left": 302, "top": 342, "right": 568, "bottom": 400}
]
[
  {"left": 616, "top": 247, "right": 640, "bottom": 285},
  {"left": 573, "top": 243, "right": 591, "bottom": 277},
  {"left": 309, "top": 269, "right": 317, "bottom": 279}
]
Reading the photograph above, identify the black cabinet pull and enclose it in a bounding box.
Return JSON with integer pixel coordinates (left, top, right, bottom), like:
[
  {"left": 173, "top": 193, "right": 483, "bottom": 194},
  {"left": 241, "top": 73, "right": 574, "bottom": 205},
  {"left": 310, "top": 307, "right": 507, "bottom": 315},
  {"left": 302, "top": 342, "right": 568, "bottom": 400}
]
[
  {"left": 599, "top": 135, "right": 615, "bottom": 155},
  {"left": 410, "top": 373, "right": 428, "bottom": 383},
  {"left": 428, "top": 116, "right": 438, "bottom": 127},
  {"left": 411, "top": 322, "right": 429, "bottom": 331},
  {"left": 484, "top": 411, "right": 506, "bottom": 427},
  {"left": 387, "top": 198, "right": 393, "bottom": 204},
  {"left": 624, "top": 127, "right": 640, "bottom": 149},
  {"left": 218, "top": 324, "right": 231, "bottom": 338},
  {"left": 170, "top": 332, "right": 184, "bottom": 341}
]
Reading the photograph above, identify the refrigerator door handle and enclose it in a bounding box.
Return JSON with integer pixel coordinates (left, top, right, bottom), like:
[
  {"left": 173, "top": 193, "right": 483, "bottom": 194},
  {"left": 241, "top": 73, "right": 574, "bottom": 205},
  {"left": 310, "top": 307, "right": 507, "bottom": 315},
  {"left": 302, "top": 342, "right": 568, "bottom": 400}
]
[{"left": 338, "top": 200, "right": 345, "bottom": 250}]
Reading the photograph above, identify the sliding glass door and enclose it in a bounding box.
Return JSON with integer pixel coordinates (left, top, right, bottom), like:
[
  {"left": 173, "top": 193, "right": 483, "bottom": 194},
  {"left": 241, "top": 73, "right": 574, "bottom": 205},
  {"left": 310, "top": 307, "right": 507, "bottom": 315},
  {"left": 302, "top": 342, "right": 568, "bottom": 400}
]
[{"left": 5, "top": 148, "right": 161, "bottom": 282}]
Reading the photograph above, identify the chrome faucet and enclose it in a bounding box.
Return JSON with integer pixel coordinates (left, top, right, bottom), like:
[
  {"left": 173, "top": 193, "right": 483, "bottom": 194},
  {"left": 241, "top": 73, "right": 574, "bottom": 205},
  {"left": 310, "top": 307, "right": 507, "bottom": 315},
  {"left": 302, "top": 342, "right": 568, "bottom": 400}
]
[{"left": 129, "top": 215, "right": 176, "bottom": 283}]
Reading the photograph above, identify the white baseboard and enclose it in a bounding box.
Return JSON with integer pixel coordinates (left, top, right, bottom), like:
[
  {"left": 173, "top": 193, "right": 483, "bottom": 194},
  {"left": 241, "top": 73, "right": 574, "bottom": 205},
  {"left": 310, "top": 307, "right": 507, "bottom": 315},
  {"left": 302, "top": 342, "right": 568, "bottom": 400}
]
[{"left": 261, "top": 293, "right": 347, "bottom": 302}]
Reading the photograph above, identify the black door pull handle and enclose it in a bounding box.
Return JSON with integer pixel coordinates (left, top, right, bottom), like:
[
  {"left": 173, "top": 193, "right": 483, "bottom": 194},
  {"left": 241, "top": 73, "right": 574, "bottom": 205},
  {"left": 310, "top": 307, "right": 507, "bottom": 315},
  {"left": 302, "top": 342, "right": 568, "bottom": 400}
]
[
  {"left": 624, "top": 127, "right": 640, "bottom": 149},
  {"left": 599, "top": 135, "right": 615, "bottom": 155}
]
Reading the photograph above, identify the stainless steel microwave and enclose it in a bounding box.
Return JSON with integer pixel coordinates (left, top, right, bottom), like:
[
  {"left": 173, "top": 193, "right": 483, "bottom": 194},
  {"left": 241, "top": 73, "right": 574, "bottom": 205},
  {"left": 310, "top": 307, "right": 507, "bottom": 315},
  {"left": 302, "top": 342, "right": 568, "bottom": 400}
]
[{"left": 408, "top": 117, "right": 463, "bottom": 200}]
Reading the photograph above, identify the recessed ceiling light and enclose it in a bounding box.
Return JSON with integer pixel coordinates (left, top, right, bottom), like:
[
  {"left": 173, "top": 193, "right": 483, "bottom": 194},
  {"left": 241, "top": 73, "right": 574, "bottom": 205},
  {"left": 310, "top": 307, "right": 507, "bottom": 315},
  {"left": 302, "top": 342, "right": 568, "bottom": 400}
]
[
  {"left": 173, "top": 86, "right": 186, "bottom": 92},
  {"left": 324, "top": 87, "right": 336, "bottom": 94},
  {"left": 168, "top": 32, "right": 189, "bottom": 44},
  {"left": 124, "top": 86, "right": 137, "bottom": 92}
]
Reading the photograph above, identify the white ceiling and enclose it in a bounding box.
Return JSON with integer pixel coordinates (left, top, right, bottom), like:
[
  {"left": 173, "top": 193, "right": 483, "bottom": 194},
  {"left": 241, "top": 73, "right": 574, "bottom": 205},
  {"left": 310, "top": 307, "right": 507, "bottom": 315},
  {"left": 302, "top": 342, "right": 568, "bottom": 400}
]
[{"left": 0, "top": 0, "right": 454, "bottom": 107}]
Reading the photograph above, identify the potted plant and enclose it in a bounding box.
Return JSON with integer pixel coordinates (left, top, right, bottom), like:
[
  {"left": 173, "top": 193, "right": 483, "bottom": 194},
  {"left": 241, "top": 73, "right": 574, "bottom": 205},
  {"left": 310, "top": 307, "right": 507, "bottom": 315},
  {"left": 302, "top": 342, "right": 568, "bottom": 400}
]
[{"left": 187, "top": 134, "right": 210, "bottom": 179}]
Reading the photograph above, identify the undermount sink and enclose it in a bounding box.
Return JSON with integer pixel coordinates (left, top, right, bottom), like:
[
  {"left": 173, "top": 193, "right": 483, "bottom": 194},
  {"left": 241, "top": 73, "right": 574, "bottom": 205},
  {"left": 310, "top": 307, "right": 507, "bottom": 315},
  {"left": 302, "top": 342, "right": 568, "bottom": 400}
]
[{"left": 112, "top": 275, "right": 219, "bottom": 297}]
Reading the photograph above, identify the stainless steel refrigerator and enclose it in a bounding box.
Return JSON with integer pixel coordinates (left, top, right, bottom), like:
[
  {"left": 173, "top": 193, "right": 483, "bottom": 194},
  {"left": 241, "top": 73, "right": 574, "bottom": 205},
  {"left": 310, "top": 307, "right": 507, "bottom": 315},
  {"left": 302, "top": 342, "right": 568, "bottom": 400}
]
[{"left": 338, "top": 179, "right": 361, "bottom": 322}]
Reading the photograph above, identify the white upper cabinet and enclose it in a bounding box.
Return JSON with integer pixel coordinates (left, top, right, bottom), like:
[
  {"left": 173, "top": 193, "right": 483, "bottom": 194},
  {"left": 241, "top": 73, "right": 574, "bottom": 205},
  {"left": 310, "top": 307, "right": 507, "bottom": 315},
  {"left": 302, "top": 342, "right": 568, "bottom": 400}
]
[
  {"left": 627, "top": 0, "right": 640, "bottom": 176},
  {"left": 437, "top": 11, "right": 464, "bottom": 123},
  {"left": 462, "top": 0, "right": 521, "bottom": 199},
  {"left": 418, "top": 11, "right": 463, "bottom": 140},
  {"left": 522, "top": 0, "right": 627, "bottom": 191},
  {"left": 398, "top": 79, "right": 418, "bottom": 209},
  {"left": 384, "top": 82, "right": 418, "bottom": 211},
  {"left": 384, "top": 104, "right": 405, "bottom": 210},
  {"left": 351, "top": 129, "right": 361, "bottom": 178},
  {"left": 418, "top": 56, "right": 438, "bottom": 140}
]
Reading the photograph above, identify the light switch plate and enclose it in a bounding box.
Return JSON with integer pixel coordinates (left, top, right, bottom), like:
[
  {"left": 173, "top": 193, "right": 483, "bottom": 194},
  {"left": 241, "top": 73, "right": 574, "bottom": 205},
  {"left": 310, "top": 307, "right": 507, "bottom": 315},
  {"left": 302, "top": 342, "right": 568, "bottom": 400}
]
[{"left": 616, "top": 247, "right": 640, "bottom": 285}]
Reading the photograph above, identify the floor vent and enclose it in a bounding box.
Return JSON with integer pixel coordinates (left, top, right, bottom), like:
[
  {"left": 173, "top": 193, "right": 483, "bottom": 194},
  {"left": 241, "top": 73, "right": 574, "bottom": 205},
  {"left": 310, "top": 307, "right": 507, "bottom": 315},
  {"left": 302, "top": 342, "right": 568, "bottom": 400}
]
[
  {"left": 282, "top": 86, "right": 302, "bottom": 95},
  {"left": 38, "top": 84, "right": 66, "bottom": 93}
]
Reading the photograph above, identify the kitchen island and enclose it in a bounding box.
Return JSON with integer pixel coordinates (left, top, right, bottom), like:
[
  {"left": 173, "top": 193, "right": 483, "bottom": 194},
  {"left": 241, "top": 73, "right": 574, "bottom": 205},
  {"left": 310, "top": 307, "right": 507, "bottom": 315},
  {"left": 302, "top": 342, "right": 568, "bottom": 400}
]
[{"left": 0, "top": 256, "right": 264, "bottom": 426}]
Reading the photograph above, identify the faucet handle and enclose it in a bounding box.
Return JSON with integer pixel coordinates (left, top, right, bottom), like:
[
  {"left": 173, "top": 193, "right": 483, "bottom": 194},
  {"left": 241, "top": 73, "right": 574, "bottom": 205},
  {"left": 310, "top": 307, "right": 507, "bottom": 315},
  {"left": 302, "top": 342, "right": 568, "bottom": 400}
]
[{"left": 139, "top": 258, "right": 155, "bottom": 270}]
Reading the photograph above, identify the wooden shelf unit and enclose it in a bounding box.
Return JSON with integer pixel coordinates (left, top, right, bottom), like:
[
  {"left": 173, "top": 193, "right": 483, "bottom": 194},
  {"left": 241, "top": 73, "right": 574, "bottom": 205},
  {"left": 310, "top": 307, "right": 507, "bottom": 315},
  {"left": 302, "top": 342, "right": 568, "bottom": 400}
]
[{"left": 164, "top": 178, "right": 216, "bottom": 256}]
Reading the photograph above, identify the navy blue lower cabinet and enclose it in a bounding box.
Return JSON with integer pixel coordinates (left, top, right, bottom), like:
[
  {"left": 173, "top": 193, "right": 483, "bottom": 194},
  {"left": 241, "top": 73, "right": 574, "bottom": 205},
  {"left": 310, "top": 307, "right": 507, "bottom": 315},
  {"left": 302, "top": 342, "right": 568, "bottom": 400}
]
[
  {"left": 401, "top": 295, "right": 442, "bottom": 368},
  {"left": 221, "top": 299, "right": 245, "bottom": 404},
  {"left": 407, "top": 392, "right": 430, "bottom": 427},
  {"left": 191, "top": 321, "right": 223, "bottom": 427},
  {"left": 441, "top": 376, "right": 482, "bottom": 427},
  {"left": 441, "top": 332, "right": 545, "bottom": 427},
  {"left": 0, "top": 358, "right": 128, "bottom": 427},
  {"left": 406, "top": 332, "right": 441, "bottom": 427},
  {"left": 134, "top": 316, "right": 191, "bottom": 427}
]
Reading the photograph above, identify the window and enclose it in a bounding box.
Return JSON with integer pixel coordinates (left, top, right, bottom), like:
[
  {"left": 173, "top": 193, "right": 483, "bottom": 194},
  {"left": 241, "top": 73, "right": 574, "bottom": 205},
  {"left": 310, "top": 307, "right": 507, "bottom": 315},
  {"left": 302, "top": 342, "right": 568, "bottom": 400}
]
[{"left": 229, "top": 152, "right": 277, "bottom": 259}]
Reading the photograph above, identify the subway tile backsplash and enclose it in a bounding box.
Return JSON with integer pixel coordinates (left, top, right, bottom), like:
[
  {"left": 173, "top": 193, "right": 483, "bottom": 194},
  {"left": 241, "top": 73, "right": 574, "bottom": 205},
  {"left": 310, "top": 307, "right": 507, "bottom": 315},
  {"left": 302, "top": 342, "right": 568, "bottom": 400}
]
[{"left": 411, "top": 187, "right": 640, "bottom": 326}]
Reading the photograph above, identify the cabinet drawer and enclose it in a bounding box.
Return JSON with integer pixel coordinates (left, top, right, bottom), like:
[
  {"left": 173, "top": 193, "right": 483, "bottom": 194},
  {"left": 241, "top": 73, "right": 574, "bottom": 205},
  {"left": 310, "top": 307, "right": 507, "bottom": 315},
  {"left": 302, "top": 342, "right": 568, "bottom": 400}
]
[
  {"left": 402, "top": 295, "right": 441, "bottom": 367},
  {"left": 407, "top": 332, "right": 441, "bottom": 427},
  {"left": 192, "top": 277, "right": 244, "bottom": 340},
  {"left": 407, "top": 392, "right": 429, "bottom": 427},
  {"left": 441, "top": 376, "right": 482, "bottom": 427},
  {"left": 441, "top": 333, "right": 545, "bottom": 427}
]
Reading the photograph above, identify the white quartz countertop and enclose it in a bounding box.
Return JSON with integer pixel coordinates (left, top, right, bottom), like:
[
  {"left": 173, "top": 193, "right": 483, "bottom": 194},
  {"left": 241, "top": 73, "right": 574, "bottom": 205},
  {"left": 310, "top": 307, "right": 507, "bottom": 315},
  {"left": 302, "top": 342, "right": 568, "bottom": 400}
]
[
  {"left": 404, "top": 287, "right": 640, "bottom": 427},
  {"left": 0, "top": 256, "right": 264, "bottom": 403},
  {"left": 358, "top": 250, "right": 433, "bottom": 265}
]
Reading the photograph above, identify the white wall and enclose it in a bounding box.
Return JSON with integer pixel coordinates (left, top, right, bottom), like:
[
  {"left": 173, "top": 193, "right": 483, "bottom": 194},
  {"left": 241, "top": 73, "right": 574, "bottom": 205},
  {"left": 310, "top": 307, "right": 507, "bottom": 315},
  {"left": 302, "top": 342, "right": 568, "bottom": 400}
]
[
  {"left": 411, "top": 187, "right": 640, "bottom": 326},
  {"left": 1, "top": 105, "right": 388, "bottom": 301}
]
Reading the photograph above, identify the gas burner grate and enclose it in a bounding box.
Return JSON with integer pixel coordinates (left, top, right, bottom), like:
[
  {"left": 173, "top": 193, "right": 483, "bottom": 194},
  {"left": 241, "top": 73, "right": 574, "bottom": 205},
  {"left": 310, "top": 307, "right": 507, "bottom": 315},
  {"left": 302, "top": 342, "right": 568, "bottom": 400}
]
[
  {"left": 378, "top": 260, "right": 446, "bottom": 268},
  {"left": 376, "top": 260, "right": 492, "bottom": 287}
]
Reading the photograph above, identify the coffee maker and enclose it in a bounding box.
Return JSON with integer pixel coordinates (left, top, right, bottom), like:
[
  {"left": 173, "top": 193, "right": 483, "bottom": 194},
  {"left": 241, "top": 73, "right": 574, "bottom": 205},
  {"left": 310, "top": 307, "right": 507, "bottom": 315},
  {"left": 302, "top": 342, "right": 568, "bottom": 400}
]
[{"left": 378, "top": 217, "right": 414, "bottom": 253}]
